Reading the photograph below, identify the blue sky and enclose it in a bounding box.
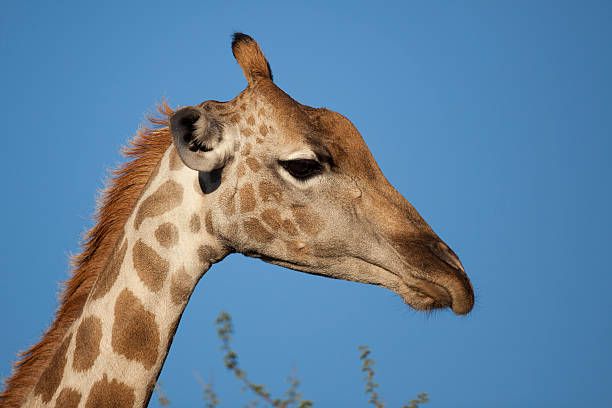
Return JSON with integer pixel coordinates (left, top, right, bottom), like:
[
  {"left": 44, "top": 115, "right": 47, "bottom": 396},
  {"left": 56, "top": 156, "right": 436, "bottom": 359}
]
[{"left": 1, "top": 1, "right": 610, "bottom": 407}]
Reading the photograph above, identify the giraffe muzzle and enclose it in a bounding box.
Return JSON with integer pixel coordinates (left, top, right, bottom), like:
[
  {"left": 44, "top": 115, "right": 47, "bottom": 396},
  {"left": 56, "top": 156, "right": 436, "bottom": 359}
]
[
  {"left": 387, "top": 234, "right": 474, "bottom": 315},
  {"left": 426, "top": 240, "right": 474, "bottom": 314}
]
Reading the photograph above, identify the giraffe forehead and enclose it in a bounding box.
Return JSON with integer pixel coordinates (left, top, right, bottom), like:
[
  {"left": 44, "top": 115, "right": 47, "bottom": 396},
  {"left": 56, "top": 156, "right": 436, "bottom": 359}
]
[
  {"left": 252, "top": 83, "right": 381, "bottom": 179},
  {"left": 303, "top": 108, "right": 383, "bottom": 181},
  {"left": 199, "top": 80, "right": 382, "bottom": 183}
]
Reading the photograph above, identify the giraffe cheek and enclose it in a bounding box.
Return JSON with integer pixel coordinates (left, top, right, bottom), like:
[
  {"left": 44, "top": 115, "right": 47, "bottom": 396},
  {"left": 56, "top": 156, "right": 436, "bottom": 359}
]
[
  {"left": 261, "top": 209, "right": 298, "bottom": 237},
  {"left": 281, "top": 219, "right": 299, "bottom": 236},
  {"left": 239, "top": 183, "right": 257, "bottom": 213},
  {"left": 246, "top": 157, "right": 261, "bottom": 172},
  {"left": 243, "top": 218, "right": 274, "bottom": 243},
  {"left": 290, "top": 206, "right": 323, "bottom": 236},
  {"left": 285, "top": 240, "right": 309, "bottom": 259},
  {"left": 261, "top": 208, "right": 282, "bottom": 230},
  {"left": 258, "top": 180, "right": 283, "bottom": 204}
]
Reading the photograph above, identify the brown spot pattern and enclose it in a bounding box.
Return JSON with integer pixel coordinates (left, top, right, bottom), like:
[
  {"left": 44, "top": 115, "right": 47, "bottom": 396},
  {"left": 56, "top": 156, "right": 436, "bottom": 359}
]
[
  {"left": 112, "top": 289, "right": 160, "bottom": 370},
  {"left": 205, "top": 210, "right": 214, "bottom": 235},
  {"left": 134, "top": 180, "right": 183, "bottom": 230},
  {"left": 243, "top": 143, "right": 252, "bottom": 156},
  {"left": 237, "top": 163, "right": 246, "bottom": 178},
  {"left": 241, "top": 127, "right": 254, "bottom": 137},
  {"left": 219, "top": 189, "right": 236, "bottom": 216},
  {"left": 170, "top": 267, "right": 192, "bottom": 306},
  {"left": 256, "top": 137, "right": 264, "bottom": 144},
  {"left": 92, "top": 238, "right": 128, "bottom": 300},
  {"left": 85, "top": 374, "right": 135, "bottom": 408},
  {"left": 229, "top": 113, "right": 241, "bottom": 124},
  {"left": 73, "top": 316, "right": 102, "bottom": 372},
  {"left": 291, "top": 206, "right": 323, "bottom": 236},
  {"left": 259, "top": 124, "right": 268, "bottom": 137},
  {"left": 33, "top": 333, "right": 72, "bottom": 403},
  {"left": 246, "top": 157, "right": 261, "bottom": 172},
  {"left": 259, "top": 181, "right": 283, "bottom": 204},
  {"left": 282, "top": 219, "right": 299, "bottom": 236},
  {"left": 240, "top": 183, "right": 256, "bottom": 213},
  {"left": 155, "top": 222, "right": 179, "bottom": 248},
  {"left": 243, "top": 218, "right": 274, "bottom": 243},
  {"left": 257, "top": 108, "right": 266, "bottom": 117},
  {"left": 261, "top": 209, "right": 282, "bottom": 230},
  {"left": 168, "top": 147, "right": 182, "bottom": 171},
  {"left": 247, "top": 115, "right": 255, "bottom": 126},
  {"left": 189, "top": 213, "right": 201, "bottom": 233},
  {"left": 133, "top": 239, "right": 169, "bottom": 292},
  {"left": 54, "top": 388, "right": 81, "bottom": 408},
  {"left": 261, "top": 209, "right": 298, "bottom": 236}
]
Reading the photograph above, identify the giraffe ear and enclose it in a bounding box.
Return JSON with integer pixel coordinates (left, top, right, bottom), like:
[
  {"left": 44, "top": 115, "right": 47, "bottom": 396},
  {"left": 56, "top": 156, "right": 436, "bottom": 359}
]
[
  {"left": 232, "top": 32, "right": 273, "bottom": 84},
  {"left": 169, "top": 106, "right": 236, "bottom": 172}
]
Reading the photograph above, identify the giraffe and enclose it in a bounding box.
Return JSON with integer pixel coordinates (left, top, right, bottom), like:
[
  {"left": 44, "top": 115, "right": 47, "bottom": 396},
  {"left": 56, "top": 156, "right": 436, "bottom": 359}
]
[{"left": 1, "top": 33, "right": 474, "bottom": 407}]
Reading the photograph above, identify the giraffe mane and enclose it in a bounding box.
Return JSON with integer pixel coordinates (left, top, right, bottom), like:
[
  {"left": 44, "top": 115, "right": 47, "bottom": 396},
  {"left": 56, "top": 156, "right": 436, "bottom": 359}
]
[{"left": 0, "top": 101, "right": 175, "bottom": 407}]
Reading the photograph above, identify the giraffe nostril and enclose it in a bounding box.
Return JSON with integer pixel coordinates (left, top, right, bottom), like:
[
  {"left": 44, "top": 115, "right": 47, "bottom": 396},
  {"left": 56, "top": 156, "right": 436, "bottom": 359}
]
[{"left": 430, "top": 240, "right": 464, "bottom": 272}]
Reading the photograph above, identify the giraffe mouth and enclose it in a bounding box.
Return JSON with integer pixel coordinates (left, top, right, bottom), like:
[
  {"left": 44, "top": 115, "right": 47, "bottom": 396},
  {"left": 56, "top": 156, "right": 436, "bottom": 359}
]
[
  {"left": 345, "top": 251, "right": 471, "bottom": 314},
  {"left": 400, "top": 279, "right": 453, "bottom": 312},
  {"left": 378, "top": 237, "right": 474, "bottom": 314},
  {"left": 396, "top": 270, "right": 473, "bottom": 315}
]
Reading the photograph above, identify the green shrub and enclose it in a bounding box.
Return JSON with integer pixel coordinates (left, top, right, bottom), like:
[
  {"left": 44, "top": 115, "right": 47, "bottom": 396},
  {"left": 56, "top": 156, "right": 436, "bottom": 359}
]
[{"left": 155, "top": 312, "right": 429, "bottom": 408}]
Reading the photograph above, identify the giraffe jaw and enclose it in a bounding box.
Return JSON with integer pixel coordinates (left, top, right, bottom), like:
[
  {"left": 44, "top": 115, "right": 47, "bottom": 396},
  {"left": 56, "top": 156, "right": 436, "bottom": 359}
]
[{"left": 255, "top": 253, "right": 471, "bottom": 315}]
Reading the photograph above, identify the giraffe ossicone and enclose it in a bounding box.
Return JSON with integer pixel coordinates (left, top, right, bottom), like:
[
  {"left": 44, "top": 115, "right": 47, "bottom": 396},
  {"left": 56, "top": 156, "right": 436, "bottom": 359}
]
[{"left": 1, "top": 33, "right": 474, "bottom": 408}]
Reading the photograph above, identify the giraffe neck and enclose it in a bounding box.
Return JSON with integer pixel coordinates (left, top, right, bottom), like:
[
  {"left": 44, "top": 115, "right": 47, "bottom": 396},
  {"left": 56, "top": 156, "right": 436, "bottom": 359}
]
[{"left": 23, "top": 147, "right": 228, "bottom": 407}]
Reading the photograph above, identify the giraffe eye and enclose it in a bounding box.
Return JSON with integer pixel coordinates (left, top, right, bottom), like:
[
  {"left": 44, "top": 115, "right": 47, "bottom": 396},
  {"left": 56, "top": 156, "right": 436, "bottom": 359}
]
[{"left": 279, "top": 159, "right": 323, "bottom": 180}]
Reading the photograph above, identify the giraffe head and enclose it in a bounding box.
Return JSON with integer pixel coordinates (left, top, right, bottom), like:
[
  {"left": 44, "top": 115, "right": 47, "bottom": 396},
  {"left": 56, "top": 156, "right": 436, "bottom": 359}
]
[{"left": 170, "top": 33, "right": 474, "bottom": 314}]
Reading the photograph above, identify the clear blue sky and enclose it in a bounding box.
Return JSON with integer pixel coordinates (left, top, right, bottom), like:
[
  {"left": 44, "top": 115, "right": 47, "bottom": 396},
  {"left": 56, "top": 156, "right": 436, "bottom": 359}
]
[{"left": 1, "top": 1, "right": 610, "bottom": 407}]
